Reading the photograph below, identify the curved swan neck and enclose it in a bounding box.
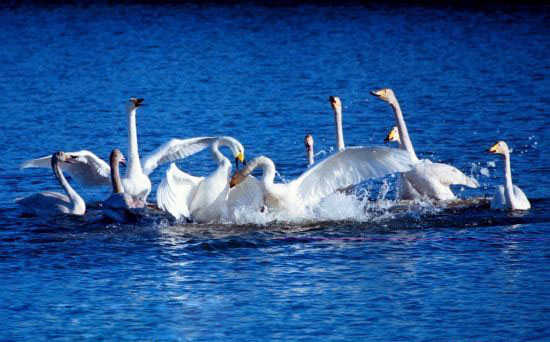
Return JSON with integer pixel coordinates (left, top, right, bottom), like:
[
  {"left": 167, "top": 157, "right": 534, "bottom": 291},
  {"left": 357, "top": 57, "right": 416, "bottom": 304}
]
[
  {"left": 333, "top": 105, "right": 345, "bottom": 152},
  {"left": 390, "top": 97, "right": 419, "bottom": 162},
  {"left": 211, "top": 139, "right": 228, "bottom": 165},
  {"left": 110, "top": 155, "right": 124, "bottom": 194},
  {"left": 245, "top": 157, "right": 276, "bottom": 185},
  {"left": 52, "top": 159, "right": 81, "bottom": 210},
  {"left": 127, "top": 108, "right": 141, "bottom": 173},
  {"left": 503, "top": 150, "right": 517, "bottom": 208}
]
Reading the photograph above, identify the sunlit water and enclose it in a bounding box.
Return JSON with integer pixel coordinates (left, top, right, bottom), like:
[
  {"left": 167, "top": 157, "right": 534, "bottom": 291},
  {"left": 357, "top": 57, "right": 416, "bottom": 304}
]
[{"left": 0, "top": 3, "right": 549, "bottom": 341}]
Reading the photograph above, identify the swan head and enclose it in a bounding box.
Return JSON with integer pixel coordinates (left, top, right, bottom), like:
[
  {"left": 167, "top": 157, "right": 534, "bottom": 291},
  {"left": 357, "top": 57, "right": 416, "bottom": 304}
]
[
  {"left": 370, "top": 88, "right": 396, "bottom": 104},
  {"left": 329, "top": 96, "right": 342, "bottom": 113},
  {"left": 229, "top": 169, "right": 248, "bottom": 188},
  {"left": 384, "top": 126, "right": 400, "bottom": 144},
  {"left": 51, "top": 151, "right": 77, "bottom": 167},
  {"left": 126, "top": 97, "right": 144, "bottom": 112},
  {"left": 229, "top": 139, "right": 246, "bottom": 170},
  {"left": 110, "top": 148, "right": 126, "bottom": 166},
  {"left": 305, "top": 134, "right": 314, "bottom": 152},
  {"left": 486, "top": 141, "right": 509, "bottom": 156}
]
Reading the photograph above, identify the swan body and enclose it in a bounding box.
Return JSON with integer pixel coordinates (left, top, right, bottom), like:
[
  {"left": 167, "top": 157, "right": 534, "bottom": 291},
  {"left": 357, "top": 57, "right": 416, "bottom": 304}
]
[
  {"left": 486, "top": 141, "right": 530, "bottom": 210},
  {"left": 156, "top": 136, "right": 246, "bottom": 221},
  {"left": 230, "top": 146, "right": 414, "bottom": 217},
  {"left": 373, "top": 89, "right": 479, "bottom": 200},
  {"left": 102, "top": 149, "right": 146, "bottom": 222},
  {"left": 16, "top": 152, "right": 86, "bottom": 216}
]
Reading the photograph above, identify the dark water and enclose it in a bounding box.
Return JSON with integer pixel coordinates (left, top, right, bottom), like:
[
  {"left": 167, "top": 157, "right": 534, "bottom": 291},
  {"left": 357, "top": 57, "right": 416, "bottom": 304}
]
[{"left": 1, "top": 3, "right": 549, "bottom": 341}]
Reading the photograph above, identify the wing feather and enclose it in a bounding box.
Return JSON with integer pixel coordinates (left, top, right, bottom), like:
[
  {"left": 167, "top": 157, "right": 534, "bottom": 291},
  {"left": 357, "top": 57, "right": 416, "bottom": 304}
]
[
  {"left": 156, "top": 163, "right": 203, "bottom": 219},
  {"left": 291, "top": 146, "right": 413, "bottom": 206},
  {"left": 141, "top": 137, "right": 216, "bottom": 176},
  {"left": 21, "top": 150, "right": 111, "bottom": 187},
  {"left": 421, "top": 161, "right": 479, "bottom": 188}
]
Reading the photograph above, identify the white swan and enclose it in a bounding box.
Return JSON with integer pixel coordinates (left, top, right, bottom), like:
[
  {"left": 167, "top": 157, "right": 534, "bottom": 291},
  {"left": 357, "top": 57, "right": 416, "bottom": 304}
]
[
  {"left": 486, "top": 141, "right": 530, "bottom": 210},
  {"left": 16, "top": 151, "right": 86, "bottom": 216},
  {"left": 156, "top": 136, "right": 246, "bottom": 221},
  {"left": 120, "top": 97, "right": 152, "bottom": 202},
  {"left": 305, "top": 134, "right": 314, "bottom": 167},
  {"left": 229, "top": 146, "right": 414, "bottom": 217},
  {"left": 329, "top": 96, "right": 345, "bottom": 151},
  {"left": 102, "top": 149, "right": 146, "bottom": 222},
  {"left": 371, "top": 88, "right": 479, "bottom": 200}
]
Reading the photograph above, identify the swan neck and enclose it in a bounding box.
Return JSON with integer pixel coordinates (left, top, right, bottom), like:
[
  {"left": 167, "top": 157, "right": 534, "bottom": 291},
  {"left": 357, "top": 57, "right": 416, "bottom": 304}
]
[
  {"left": 391, "top": 100, "right": 419, "bottom": 162},
  {"left": 127, "top": 109, "right": 141, "bottom": 173},
  {"left": 503, "top": 152, "right": 516, "bottom": 208},
  {"left": 260, "top": 158, "right": 276, "bottom": 185},
  {"left": 307, "top": 147, "right": 314, "bottom": 167},
  {"left": 110, "top": 158, "right": 124, "bottom": 194},
  {"left": 334, "top": 107, "right": 345, "bottom": 151},
  {"left": 211, "top": 140, "right": 226, "bottom": 165},
  {"left": 53, "top": 160, "right": 81, "bottom": 210}
]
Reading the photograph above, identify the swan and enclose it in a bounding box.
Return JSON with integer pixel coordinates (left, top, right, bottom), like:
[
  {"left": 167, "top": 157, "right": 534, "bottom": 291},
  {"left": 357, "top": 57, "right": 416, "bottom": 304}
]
[
  {"left": 102, "top": 149, "right": 146, "bottom": 222},
  {"left": 120, "top": 97, "right": 152, "bottom": 202},
  {"left": 486, "top": 141, "right": 530, "bottom": 210},
  {"left": 16, "top": 151, "right": 86, "bottom": 216},
  {"left": 305, "top": 134, "right": 314, "bottom": 167},
  {"left": 329, "top": 96, "right": 345, "bottom": 151},
  {"left": 229, "top": 146, "right": 414, "bottom": 217},
  {"left": 156, "top": 136, "right": 246, "bottom": 221},
  {"left": 371, "top": 88, "right": 479, "bottom": 200}
]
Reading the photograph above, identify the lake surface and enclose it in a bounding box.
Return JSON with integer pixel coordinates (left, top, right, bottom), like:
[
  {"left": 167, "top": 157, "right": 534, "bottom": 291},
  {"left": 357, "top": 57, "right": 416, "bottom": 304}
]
[{"left": 0, "top": 3, "right": 549, "bottom": 341}]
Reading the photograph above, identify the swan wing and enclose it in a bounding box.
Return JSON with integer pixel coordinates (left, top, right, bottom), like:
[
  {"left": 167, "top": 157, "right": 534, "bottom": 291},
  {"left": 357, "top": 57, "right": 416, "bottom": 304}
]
[
  {"left": 513, "top": 184, "right": 531, "bottom": 209},
  {"left": 292, "top": 146, "right": 413, "bottom": 206},
  {"left": 141, "top": 137, "right": 216, "bottom": 176},
  {"left": 156, "top": 163, "right": 203, "bottom": 219},
  {"left": 21, "top": 150, "right": 111, "bottom": 187},
  {"left": 419, "top": 161, "right": 479, "bottom": 188}
]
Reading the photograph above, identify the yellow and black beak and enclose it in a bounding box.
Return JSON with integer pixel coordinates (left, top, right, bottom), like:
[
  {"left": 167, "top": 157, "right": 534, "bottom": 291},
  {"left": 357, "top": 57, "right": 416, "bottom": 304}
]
[
  {"left": 485, "top": 142, "right": 498, "bottom": 154},
  {"left": 384, "top": 129, "right": 396, "bottom": 144},
  {"left": 370, "top": 89, "right": 383, "bottom": 98},
  {"left": 234, "top": 151, "right": 246, "bottom": 170}
]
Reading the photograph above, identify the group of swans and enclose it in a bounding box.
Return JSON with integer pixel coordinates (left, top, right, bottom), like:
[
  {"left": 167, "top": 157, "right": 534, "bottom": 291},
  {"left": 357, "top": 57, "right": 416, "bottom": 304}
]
[
  {"left": 371, "top": 88, "right": 529, "bottom": 210},
  {"left": 16, "top": 89, "right": 530, "bottom": 221}
]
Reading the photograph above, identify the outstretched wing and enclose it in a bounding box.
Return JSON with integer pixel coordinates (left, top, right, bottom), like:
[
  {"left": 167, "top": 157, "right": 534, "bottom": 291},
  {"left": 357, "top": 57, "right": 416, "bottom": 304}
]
[
  {"left": 292, "top": 146, "right": 413, "bottom": 206},
  {"left": 141, "top": 137, "right": 215, "bottom": 176},
  {"left": 156, "top": 163, "right": 203, "bottom": 220},
  {"left": 423, "top": 161, "right": 479, "bottom": 188},
  {"left": 21, "top": 150, "right": 111, "bottom": 187}
]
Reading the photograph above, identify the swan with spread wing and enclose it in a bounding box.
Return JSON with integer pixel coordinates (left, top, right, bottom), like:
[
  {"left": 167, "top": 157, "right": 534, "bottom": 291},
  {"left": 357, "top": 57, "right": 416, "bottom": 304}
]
[
  {"left": 229, "top": 146, "right": 414, "bottom": 217},
  {"left": 372, "top": 88, "right": 479, "bottom": 200},
  {"left": 156, "top": 136, "right": 246, "bottom": 222}
]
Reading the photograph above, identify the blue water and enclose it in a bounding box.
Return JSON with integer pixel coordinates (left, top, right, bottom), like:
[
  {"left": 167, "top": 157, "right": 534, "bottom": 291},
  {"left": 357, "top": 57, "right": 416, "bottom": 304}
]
[{"left": 1, "top": 3, "right": 549, "bottom": 341}]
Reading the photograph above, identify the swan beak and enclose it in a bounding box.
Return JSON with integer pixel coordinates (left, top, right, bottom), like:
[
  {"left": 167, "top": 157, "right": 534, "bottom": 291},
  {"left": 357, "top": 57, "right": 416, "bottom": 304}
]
[
  {"left": 131, "top": 98, "right": 144, "bottom": 107},
  {"left": 235, "top": 151, "right": 245, "bottom": 170},
  {"left": 120, "top": 157, "right": 126, "bottom": 166},
  {"left": 384, "top": 129, "right": 395, "bottom": 144},
  {"left": 370, "top": 90, "right": 382, "bottom": 98},
  {"left": 486, "top": 143, "right": 499, "bottom": 154}
]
